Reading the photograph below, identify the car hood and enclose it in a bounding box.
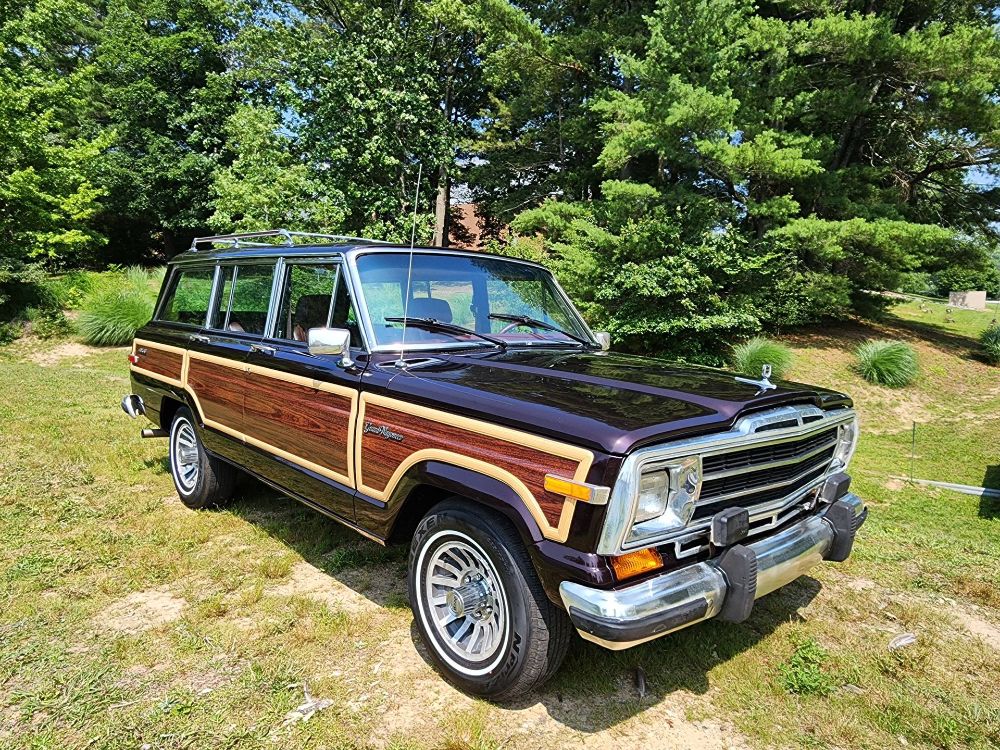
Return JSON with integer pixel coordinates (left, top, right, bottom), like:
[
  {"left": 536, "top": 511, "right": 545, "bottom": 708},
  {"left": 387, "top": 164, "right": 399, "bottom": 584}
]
[{"left": 384, "top": 349, "right": 851, "bottom": 455}]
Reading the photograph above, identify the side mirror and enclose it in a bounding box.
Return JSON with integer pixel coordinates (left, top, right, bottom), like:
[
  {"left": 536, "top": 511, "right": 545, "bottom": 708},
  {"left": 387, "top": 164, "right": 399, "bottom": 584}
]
[
  {"left": 594, "top": 331, "right": 611, "bottom": 351},
  {"left": 308, "top": 327, "right": 354, "bottom": 367}
]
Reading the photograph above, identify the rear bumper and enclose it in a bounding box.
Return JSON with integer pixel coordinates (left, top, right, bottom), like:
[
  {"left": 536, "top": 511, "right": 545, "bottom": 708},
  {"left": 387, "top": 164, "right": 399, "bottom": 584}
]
[{"left": 559, "top": 494, "right": 866, "bottom": 650}]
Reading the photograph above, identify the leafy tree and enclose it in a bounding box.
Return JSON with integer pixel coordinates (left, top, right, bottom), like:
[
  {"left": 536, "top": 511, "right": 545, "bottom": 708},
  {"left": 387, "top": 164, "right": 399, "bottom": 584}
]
[
  {"left": 88, "top": 0, "right": 240, "bottom": 260},
  {"left": 209, "top": 105, "right": 347, "bottom": 232},
  {"left": 0, "top": 0, "right": 106, "bottom": 319},
  {"left": 501, "top": 0, "right": 1000, "bottom": 355}
]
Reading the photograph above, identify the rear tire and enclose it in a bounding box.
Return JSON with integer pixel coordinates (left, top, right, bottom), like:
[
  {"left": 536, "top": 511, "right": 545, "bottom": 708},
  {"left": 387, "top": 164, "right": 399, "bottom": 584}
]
[
  {"left": 408, "top": 500, "right": 571, "bottom": 701},
  {"left": 168, "top": 406, "right": 235, "bottom": 509}
]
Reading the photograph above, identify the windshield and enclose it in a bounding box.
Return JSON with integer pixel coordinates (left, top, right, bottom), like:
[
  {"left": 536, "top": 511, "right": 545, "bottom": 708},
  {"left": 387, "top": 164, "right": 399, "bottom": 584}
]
[{"left": 355, "top": 253, "right": 594, "bottom": 350}]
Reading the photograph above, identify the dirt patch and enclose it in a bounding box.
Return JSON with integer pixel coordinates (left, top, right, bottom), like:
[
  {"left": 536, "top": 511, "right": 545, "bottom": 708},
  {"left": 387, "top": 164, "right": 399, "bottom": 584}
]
[
  {"left": 363, "top": 624, "right": 749, "bottom": 749},
  {"left": 953, "top": 610, "right": 1000, "bottom": 650},
  {"left": 27, "top": 342, "right": 103, "bottom": 366},
  {"left": 266, "top": 561, "right": 385, "bottom": 616},
  {"left": 99, "top": 589, "right": 186, "bottom": 634}
]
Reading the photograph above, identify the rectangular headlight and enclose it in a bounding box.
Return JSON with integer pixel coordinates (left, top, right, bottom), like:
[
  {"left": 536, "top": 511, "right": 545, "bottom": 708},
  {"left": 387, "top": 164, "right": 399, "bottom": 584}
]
[{"left": 626, "top": 456, "right": 702, "bottom": 544}]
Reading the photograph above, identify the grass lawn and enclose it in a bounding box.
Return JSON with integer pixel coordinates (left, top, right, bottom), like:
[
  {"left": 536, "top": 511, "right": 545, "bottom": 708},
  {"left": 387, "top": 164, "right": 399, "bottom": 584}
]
[{"left": 1, "top": 299, "right": 998, "bottom": 749}]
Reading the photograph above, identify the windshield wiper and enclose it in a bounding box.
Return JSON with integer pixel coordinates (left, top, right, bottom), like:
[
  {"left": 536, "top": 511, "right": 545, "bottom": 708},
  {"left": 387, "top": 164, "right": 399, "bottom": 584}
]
[
  {"left": 384, "top": 317, "right": 507, "bottom": 349},
  {"left": 487, "top": 313, "right": 596, "bottom": 348}
]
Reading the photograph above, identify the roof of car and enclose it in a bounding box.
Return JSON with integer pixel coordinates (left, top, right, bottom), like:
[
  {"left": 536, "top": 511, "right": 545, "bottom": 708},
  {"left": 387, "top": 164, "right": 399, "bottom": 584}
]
[{"left": 169, "top": 230, "right": 542, "bottom": 268}]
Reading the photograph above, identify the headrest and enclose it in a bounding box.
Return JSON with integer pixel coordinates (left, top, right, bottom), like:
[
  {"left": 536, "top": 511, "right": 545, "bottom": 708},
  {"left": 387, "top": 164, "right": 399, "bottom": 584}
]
[
  {"left": 408, "top": 296, "right": 452, "bottom": 323},
  {"left": 295, "top": 294, "right": 331, "bottom": 327}
]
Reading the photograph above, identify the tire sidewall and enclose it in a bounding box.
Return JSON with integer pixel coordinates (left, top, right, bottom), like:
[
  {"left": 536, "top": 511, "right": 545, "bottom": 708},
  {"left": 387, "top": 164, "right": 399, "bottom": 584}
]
[
  {"left": 169, "top": 407, "right": 208, "bottom": 504},
  {"left": 409, "top": 507, "right": 534, "bottom": 697}
]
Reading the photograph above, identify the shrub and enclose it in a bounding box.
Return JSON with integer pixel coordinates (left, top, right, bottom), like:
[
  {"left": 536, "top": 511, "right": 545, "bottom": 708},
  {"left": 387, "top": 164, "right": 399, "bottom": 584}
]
[
  {"left": 981, "top": 325, "right": 1000, "bottom": 365},
  {"left": 730, "top": 337, "right": 794, "bottom": 379},
  {"left": 77, "top": 267, "right": 161, "bottom": 346},
  {"left": 855, "top": 340, "right": 918, "bottom": 387},
  {"left": 45, "top": 269, "right": 105, "bottom": 310},
  {"left": 25, "top": 307, "right": 71, "bottom": 339}
]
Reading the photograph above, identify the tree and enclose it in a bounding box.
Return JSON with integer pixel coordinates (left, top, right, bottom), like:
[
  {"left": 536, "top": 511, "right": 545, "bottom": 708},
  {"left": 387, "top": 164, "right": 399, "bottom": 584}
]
[
  {"left": 500, "top": 0, "right": 1000, "bottom": 354},
  {"left": 0, "top": 0, "right": 107, "bottom": 318},
  {"left": 209, "top": 105, "right": 347, "bottom": 232},
  {"left": 88, "top": 0, "right": 240, "bottom": 260}
]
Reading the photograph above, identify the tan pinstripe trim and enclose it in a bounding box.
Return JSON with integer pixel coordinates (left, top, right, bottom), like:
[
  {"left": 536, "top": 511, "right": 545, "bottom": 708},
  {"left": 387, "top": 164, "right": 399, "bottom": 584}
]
[
  {"left": 131, "top": 342, "right": 596, "bottom": 542},
  {"left": 355, "top": 393, "right": 595, "bottom": 543}
]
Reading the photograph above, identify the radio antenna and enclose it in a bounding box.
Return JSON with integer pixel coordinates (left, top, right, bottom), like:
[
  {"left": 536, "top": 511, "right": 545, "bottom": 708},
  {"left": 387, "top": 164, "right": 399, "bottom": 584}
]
[{"left": 395, "top": 163, "right": 423, "bottom": 368}]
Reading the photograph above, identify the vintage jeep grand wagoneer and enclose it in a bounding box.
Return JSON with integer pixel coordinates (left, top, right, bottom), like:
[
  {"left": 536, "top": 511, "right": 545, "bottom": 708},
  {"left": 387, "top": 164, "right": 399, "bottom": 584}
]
[{"left": 123, "top": 229, "right": 866, "bottom": 699}]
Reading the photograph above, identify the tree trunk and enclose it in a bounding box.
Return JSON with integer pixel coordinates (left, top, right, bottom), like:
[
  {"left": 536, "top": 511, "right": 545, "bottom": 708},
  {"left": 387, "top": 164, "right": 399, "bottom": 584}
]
[{"left": 432, "top": 163, "right": 450, "bottom": 247}]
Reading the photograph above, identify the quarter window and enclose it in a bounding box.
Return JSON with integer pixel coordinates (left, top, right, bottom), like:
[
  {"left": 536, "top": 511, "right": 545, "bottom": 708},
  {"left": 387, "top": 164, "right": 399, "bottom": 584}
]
[{"left": 157, "top": 267, "right": 214, "bottom": 326}]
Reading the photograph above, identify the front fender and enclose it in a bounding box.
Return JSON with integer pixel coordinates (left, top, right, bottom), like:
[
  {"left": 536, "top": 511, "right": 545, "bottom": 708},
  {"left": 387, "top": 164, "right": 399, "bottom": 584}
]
[{"left": 372, "top": 460, "right": 614, "bottom": 606}]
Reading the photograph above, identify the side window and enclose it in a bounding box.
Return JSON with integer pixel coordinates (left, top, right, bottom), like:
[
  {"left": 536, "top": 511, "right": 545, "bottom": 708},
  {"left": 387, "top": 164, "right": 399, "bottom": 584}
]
[
  {"left": 274, "top": 264, "right": 338, "bottom": 341},
  {"left": 209, "top": 264, "right": 275, "bottom": 335},
  {"left": 157, "top": 267, "right": 214, "bottom": 325}
]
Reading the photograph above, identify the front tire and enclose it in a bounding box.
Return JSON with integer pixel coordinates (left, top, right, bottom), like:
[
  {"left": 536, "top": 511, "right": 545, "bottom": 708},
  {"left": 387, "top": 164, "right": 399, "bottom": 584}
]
[
  {"left": 408, "top": 500, "right": 571, "bottom": 701},
  {"left": 168, "top": 406, "right": 235, "bottom": 509}
]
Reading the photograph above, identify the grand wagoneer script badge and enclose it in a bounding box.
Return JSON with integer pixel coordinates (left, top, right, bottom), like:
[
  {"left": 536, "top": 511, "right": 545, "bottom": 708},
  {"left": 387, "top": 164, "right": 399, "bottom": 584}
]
[{"left": 363, "top": 422, "right": 405, "bottom": 442}]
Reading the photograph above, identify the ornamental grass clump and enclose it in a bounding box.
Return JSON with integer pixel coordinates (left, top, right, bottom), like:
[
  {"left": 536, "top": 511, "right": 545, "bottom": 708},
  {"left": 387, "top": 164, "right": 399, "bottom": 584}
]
[
  {"left": 730, "top": 337, "right": 794, "bottom": 379},
  {"left": 981, "top": 325, "right": 1000, "bottom": 365},
  {"left": 77, "top": 267, "right": 163, "bottom": 346},
  {"left": 854, "top": 340, "right": 918, "bottom": 387}
]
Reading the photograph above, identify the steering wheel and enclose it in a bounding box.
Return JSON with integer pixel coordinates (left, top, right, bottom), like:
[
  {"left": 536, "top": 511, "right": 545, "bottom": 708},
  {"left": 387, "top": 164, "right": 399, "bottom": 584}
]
[{"left": 499, "top": 322, "right": 526, "bottom": 333}]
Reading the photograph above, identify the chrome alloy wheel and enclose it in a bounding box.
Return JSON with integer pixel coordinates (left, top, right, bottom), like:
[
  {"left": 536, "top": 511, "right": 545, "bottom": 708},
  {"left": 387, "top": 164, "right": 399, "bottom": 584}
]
[
  {"left": 170, "top": 418, "right": 200, "bottom": 494},
  {"left": 418, "top": 530, "right": 509, "bottom": 675}
]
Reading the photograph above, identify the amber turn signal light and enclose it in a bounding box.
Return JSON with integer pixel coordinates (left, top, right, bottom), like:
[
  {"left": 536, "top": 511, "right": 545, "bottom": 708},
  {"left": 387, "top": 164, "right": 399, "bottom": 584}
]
[
  {"left": 543, "top": 474, "right": 610, "bottom": 505},
  {"left": 611, "top": 548, "right": 664, "bottom": 581}
]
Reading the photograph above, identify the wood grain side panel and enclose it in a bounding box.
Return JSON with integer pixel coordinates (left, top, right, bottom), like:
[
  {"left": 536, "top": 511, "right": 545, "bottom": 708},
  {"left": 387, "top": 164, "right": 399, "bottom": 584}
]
[
  {"left": 243, "top": 371, "right": 352, "bottom": 477},
  {"left": 135, "top": 346, "right": 183, "bottom": 381},
  {"left": 187, "top": 358, "right": 243, "bottom": 429},
  {"left": 361, "top": 404, "right": 580, "bottom": 525}
]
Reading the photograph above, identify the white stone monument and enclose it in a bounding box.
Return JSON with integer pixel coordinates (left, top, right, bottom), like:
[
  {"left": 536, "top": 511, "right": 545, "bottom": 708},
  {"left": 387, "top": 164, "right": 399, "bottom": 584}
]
[{"left": 948, "top": 290, "right": 987, "bottom": 311}]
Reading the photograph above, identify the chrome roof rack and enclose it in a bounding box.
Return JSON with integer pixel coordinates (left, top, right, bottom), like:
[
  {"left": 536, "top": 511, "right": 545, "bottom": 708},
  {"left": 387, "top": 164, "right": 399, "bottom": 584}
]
[{"left": 189, "top": 229, "right": 375, "bottom": 251}]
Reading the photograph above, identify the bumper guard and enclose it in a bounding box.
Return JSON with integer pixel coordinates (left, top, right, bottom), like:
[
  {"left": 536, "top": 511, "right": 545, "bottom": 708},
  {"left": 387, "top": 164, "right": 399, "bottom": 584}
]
[{"left": 560, "top": 493, "right": 866, "bottom": 650}]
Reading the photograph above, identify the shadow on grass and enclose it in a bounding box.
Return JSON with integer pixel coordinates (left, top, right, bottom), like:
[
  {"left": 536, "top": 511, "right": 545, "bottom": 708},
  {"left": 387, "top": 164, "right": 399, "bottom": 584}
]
[
  {"left": 981, "top": 465, "right": 1000, "bottom": 520},
  {"left": 784, "top": 313, "right": 983, "bottom": 359},
  {"left": 225, "top": 476, "right": 821, "bottom": 731},
  {"left": 519, "top": 576, "right": 822, "bottom": 731},
  {"left": 226, "top": 477, "right": 408, "bottom": 609}
]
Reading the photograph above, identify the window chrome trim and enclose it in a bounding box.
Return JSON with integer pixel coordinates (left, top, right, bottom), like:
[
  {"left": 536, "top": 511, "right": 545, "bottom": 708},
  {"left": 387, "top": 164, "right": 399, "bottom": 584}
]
[{"left": 597, "top": 405, "right": 857, "bottom": 555}]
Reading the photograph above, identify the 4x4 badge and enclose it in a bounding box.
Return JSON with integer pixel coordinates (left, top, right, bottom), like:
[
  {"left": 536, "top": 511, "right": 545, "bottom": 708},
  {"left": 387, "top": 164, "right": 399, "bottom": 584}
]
[
  {"left": 363, "top": 421, "right": 405, "bottom": 442},
  {"left": 735, "top": 363, "right": 777, "bottom": 395}
]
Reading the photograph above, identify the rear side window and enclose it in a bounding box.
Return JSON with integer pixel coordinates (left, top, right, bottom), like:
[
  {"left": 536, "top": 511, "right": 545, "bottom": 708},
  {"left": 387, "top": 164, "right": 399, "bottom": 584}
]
[
  {"left": 158, "top": 267, "right": 214, "bottom": 325},
  {"left": 210, "top": 264, "right": 275, "bottom": 335}
]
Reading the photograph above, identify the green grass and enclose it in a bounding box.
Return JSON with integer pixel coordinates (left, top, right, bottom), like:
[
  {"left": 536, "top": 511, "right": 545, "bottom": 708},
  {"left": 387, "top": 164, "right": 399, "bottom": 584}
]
[
  {"left": 76, "top": 267, "right": 164, "bottom": 346},
  {"left": 854, "top": 339, "right": 919, "bottom": 387},
  {"left": 730, "top": 336, "right": 794, "bottom": 379},
  {"left": 1, "top": 298, "right": 999, "bottom": 749}
]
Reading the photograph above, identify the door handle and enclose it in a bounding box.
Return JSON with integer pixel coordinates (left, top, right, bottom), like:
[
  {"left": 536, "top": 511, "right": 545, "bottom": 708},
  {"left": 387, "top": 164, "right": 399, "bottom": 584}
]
[
  {"left": 188, "top": 334, "right": 211, "bottom": 344},
  {"left": 250, "top": 343, "right": 276, "bottom": 356}
]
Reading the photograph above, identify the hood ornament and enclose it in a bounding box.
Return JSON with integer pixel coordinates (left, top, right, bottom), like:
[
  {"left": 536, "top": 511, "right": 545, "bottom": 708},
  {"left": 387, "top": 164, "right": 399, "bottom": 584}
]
[{"left": 735, "top": 363, "right": 777, "bottom": 395}]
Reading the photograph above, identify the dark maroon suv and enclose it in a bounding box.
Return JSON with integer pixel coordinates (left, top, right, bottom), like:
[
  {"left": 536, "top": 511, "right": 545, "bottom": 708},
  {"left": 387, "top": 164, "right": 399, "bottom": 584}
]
[{"left": 122, "top": 229, "right": 866, "bottom": 700}]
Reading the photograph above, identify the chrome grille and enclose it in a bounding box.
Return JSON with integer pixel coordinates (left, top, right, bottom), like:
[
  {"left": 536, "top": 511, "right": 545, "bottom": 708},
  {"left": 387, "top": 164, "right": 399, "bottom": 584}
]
[
  {"left": 695, "top": 426, "right": 839, "bottom": 519},
  {"left": 597, "top": 402, "right": 855, "bottom": 555}
]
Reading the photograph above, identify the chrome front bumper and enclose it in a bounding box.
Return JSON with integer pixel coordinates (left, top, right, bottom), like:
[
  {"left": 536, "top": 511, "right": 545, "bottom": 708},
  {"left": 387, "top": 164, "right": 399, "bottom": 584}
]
[{"left": 560, "top": 494, "right": 866, "bottom": 650}]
